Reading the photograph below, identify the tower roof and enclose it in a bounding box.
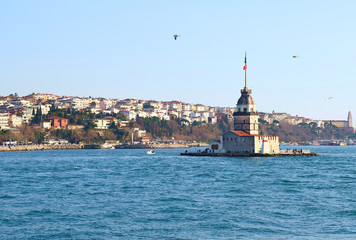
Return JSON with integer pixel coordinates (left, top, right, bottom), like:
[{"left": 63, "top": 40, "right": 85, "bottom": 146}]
[{"left": 237, "top": 87, "right": 255, "bottom": 105}]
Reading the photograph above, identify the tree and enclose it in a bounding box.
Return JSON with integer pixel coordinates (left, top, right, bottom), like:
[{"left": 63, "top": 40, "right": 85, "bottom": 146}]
[{"left": 84, "top": 122, "right": 97, "bottom": 131}]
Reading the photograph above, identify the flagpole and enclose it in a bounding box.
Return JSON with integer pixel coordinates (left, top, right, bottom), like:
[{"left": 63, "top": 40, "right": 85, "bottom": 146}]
[{"left": 244, "top": 52, "right": 247, "bottom": 89}]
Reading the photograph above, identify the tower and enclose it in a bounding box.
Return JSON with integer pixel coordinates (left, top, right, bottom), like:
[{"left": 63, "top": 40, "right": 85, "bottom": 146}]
[
  {"left": 348, "top": 111, "right": 353, "bottom": 128},
  {"left": 233, "top": 53, "right": 259, "bottom": 135}
]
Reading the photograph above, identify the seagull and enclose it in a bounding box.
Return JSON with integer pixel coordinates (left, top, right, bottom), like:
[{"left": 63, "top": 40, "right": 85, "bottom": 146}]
[
  {"left": 173, "top": 35, "right": 180, "bottom": 40},
  {"left": 324, "top": 97, "right": 333, "bottom": 101},
  {"left": 293, "top": 56, "right": 299, "bottom": 58}
]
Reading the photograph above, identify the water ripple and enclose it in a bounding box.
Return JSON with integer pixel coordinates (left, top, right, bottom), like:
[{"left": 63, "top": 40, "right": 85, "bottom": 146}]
[{"left": 1, "top": 146, "right": 356, "bottom": 239}]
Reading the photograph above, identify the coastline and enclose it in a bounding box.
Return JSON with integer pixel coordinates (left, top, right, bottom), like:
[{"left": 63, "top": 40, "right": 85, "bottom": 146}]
[
  {"left": 0, "top": 143, "right": 209, "bottom": 152},
  {"left": 0, "top": 144, "right": 83, "bottom": 152}
]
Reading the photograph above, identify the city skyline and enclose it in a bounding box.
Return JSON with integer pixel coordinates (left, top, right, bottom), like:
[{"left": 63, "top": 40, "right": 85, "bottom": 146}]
[
  {"left": 1, "top": 91, "right": 353, "bottom": 126},
  {"left": 1, "top": 1, "right": 355, "bottom": 121}
]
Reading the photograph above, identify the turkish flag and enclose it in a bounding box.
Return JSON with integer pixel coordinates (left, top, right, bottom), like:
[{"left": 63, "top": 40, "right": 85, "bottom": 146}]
[{"left": 243, "top": 65, "right": 247, "bottom": 70}]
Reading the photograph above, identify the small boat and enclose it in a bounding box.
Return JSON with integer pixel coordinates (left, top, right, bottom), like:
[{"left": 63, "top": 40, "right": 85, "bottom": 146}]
[{"left": 145, "top": 150, "right": 155, "bottom": 155}]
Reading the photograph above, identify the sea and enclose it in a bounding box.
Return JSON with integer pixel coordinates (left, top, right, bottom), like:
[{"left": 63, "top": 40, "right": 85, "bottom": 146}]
[{"left": 1, "top": 146, "right": 356, "bottom": 239}]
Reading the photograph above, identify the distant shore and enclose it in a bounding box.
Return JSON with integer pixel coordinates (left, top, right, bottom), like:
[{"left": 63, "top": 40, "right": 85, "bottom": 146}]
[
  {"left": 0, "top": 144, "right": 83, "bottom": 152},
  {"left": 0, "top": 143, "right": 209, "bottom": 152}
]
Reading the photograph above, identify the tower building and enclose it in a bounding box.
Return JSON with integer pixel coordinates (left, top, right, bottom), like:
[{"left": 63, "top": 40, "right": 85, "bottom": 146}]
[
  {"left": 348, "top": 111, "right": 353, "bottom": 128},
  {"left": 233, "top": 54, "right": 259, "bottom": 135},
  {"left": 216, "top": 53, "right": 280, "bottom": 154}
]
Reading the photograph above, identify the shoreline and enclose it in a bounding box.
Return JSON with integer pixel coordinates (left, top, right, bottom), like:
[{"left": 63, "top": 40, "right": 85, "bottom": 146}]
[
  {"left": 0, "top": 144, "right": 83, "bottom": 152},
  {"left": 0, "top": 143, "right": 209, "bottom": 152}
]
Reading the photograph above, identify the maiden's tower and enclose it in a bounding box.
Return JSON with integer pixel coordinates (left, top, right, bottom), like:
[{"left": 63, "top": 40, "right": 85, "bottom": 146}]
[{"left": 219, "top": 54, "right": 280, "bottom": 154}]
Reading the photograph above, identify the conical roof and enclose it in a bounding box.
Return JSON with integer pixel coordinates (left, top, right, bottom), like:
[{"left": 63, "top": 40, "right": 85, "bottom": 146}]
[{"left": 237, "top": 87, "right": 255, "bottom": 105}]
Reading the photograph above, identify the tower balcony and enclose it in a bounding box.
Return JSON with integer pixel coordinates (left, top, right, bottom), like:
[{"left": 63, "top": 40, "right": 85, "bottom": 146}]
[{"left": 233, "top": 111, "right": 259, "bottom": 116}]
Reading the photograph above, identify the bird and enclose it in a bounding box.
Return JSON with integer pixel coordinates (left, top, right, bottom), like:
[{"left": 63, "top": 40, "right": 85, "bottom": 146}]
[
  {"left": 173, "top": 35, "right": 180, "bottom": 40},
  {"left": 293, "top": 56, "right": 299, "bottom": 58},
  {"left": 324, "top": 97, "right": 333, "bottom": 101}
]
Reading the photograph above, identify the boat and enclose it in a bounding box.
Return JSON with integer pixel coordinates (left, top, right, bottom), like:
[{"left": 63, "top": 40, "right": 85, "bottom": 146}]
[{"left": 145, "top": 150, "right": 155, "bottom": 154}]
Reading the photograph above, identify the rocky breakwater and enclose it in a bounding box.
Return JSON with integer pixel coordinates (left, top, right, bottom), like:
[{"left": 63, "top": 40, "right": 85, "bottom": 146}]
[
  {"left": 115, "top": 143, "right": 190, "bottom": 149},
  {"left": 0, "top": 144, "right": 83, "bottom": 152}
]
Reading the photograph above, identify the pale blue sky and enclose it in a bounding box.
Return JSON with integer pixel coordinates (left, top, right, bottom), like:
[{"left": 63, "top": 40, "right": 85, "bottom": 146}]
[{"left": 1, "top": 1, "right": 355, "bottom": 122}]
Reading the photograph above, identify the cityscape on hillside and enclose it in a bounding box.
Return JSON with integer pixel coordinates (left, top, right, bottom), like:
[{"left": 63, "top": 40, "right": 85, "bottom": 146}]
[{"left": 0, "top": 92, "right": 354, "bottom": 136}]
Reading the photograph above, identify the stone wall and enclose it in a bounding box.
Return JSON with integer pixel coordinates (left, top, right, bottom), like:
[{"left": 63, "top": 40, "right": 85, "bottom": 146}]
[
  {"left": 222, "top": 131, "right": 255, "bottom": 153},
  {"left": 254, "top": 136, "right": 280, "bottom": 154},
  {"left": 0, "top": 144, "right": 83, "bottom": 152}
]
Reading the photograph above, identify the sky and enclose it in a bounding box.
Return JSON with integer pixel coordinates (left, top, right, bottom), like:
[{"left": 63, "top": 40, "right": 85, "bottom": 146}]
[{"left": 0, "top": 0, "right": 355, "bottom": 123}]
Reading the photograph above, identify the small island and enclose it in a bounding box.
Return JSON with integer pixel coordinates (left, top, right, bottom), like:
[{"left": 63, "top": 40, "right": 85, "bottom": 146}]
[{"left": 181, "top": 54, "right": 318, "bottom": 157}]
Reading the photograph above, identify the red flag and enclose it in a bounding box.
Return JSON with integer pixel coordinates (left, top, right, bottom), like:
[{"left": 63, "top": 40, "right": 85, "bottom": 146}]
[{"left": 243, "top": 65, "right": 247, "bottom": 70}]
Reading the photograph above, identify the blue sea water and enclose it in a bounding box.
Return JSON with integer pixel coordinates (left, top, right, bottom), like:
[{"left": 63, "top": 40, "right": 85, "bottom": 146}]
[{"left": 1, "top": 146, "right": 356, "bottom": 239}]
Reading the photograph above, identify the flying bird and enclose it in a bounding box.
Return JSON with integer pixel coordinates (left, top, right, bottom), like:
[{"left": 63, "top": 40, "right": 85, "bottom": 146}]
[
  {"left": 173, "top": 35, "right": 180, "bottom": 40},
  {"left": 293, "top": 56, "right": 299, "bottom": 58},
  {"left": 324, "top": 97, "right": 333, "bottom": 101}
]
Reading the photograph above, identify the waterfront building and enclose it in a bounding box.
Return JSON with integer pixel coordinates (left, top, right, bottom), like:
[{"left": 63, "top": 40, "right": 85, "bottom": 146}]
[{"left": 213, "top": 54, "right": 280, "bottom": 154}]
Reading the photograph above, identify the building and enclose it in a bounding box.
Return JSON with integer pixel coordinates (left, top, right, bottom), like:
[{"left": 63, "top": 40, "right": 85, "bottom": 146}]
[
  {"left": 214, "top": 54, "right": 280, "bottom": 154},
  {"left": 9, "top": 114, "right": 23, "bottom": 127},
  {"left": 0, "top": 112, "right": 10, "bottom": 130},
  {"left": 93, "top": 119, "right": 111, "bottom": 129},
  {"left": 50, "top": 116, "right": 69, "bottom": 128},
  {"left": 323, "top": 111, "right": 354, "bottom": 132},
  {"left": 41, "top": 120, "right": 52, "bottom": 129},
  {"left": 21, "top": 108, "right": 34, "bottom": 124}
]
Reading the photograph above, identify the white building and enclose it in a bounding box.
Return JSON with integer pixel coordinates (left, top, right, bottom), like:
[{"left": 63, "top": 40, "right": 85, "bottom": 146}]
[
  {"left": 22, "top": 108, "right": 34, "bottom": 124},
  {"left": 94, "top": 119, "right": 111, "bottom": 129},
  {"left": 0, "top": 112, "right": 10, "bottom": 129},
  {"left": 10, "top": 114, "right": 22, "bottom": 127},
  {"left": 120, "top": 111, "right": 137, "bottom": 120},
  {"left": 9, "top": 99, "right": 31, "bottom": 107},
  {"left": 195, "top": 104, "right": 207, "bottom": 112},
  {"left": 72, "top": 98, "right": 91, "bottom": 110},
  {"left": 168, "top": 101, "right": 183, "bottom": 111},
  {"left": 99, "top": 99, "right": 113, "bottom": 110}
]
